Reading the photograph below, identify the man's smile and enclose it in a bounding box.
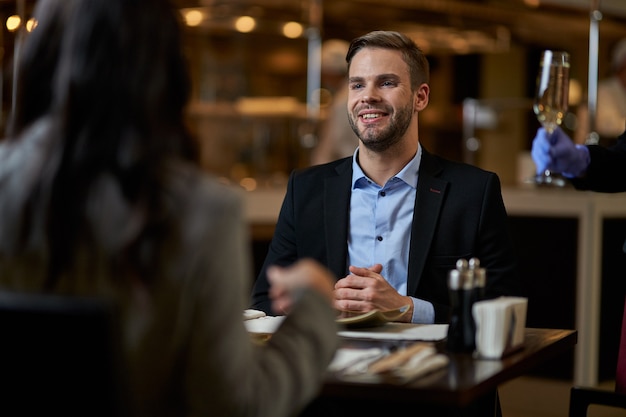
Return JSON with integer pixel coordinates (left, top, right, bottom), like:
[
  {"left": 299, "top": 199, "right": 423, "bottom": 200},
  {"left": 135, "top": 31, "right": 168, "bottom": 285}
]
[{"left": 358, "top": 109, "right": 389, "bottom": 124}]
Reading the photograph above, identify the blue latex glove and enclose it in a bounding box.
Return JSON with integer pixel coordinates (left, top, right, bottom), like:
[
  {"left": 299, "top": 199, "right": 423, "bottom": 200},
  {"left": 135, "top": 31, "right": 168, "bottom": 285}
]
[{"left": 531, "top": 127, "right": 590, "bottom": 178}]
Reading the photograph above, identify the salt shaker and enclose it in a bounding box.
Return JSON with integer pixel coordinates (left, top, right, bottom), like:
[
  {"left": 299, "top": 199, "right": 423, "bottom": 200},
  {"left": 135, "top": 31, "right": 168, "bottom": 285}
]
[{"left": 446, "top": 267, "right": 476, "bottom": 353}]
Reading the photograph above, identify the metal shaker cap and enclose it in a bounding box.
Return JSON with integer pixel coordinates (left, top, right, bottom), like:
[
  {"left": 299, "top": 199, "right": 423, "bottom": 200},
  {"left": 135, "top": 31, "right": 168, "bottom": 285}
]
[
  {"left": 448, "top": 269, "right": 462, "bottom": 290},
  {"left": 469, "top": 257, "right": 480, "bottom": 269},
  {"left": 456, "top": 258, "right": 469, "bottom": 271},
  {"left": 449, "top": 268, "right": 474, "bottom": 290}
]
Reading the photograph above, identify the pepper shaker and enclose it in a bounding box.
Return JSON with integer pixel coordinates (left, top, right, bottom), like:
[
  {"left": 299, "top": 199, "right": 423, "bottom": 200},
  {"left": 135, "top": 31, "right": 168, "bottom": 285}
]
[
  {"left": 469, "top": 257, "right": 486, "bottom": 302},
  {"left": 446, "top": 267, "right": 476, "bottom": 353}
]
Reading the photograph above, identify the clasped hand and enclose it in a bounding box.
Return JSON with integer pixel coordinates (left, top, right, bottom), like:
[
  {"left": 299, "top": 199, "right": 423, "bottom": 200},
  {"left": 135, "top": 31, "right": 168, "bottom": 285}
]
[
  {"left": 531, "top": 127, "right": 590, "bottom": 178},
  {"left": 333, "top": 264, "right": 413, "bottom": 323}
]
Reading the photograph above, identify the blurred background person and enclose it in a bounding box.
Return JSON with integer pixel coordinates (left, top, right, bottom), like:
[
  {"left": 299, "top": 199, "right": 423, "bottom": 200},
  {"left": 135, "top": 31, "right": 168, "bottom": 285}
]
[
  {"left": 596, "top": 38, "right": 626, "bottom": 139},
  {"left": 310, "top": 39, "right": 359, "bottom": 165},
  {"left": 0, "top": 1, "right": 339, "bottom": 416}
]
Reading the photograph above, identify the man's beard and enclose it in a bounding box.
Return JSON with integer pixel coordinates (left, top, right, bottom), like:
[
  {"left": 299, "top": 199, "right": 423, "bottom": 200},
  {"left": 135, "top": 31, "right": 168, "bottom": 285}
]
[{"left": 348, "top": 102, "right": 413, "bottom": 153}]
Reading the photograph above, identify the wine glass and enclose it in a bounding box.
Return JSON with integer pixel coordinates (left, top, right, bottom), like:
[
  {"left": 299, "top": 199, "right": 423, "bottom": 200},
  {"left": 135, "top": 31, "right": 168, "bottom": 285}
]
[{"left": 532, "top": 50, "right": 570, "bottom": 187}]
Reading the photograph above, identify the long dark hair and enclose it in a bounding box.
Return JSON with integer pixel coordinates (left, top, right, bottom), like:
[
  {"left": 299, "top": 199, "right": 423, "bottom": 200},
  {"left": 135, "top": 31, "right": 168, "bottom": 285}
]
[{"left": 8, "top": 0, "right": 197, "bottom": 287}]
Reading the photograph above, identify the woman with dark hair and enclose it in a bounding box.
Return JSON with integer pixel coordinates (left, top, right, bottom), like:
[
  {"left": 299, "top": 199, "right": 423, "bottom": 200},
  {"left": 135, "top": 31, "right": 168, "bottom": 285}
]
[{"left": 0, "top": 1, "right": 339, "bottom": 416}]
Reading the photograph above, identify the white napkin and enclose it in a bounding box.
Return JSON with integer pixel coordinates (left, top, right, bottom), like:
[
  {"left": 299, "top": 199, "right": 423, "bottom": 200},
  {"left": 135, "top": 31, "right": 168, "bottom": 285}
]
[
  {"left": 338, "top": 323, "right": 448, "bottom": 341},
  {"left": 473, "top": 296, "right": 528, "bottom": 359},
  {"left": 328, "top": 347, "right": 387, "bottom": 373},
  {"left": 332, "top": 344, "right": 449, "bottom": 383},
  {"left": 391, "top": 350, "right": 449, "bottom": 381}
]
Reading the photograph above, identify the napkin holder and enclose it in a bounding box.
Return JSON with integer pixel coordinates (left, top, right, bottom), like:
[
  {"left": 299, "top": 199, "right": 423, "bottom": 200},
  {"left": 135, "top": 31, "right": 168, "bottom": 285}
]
[{"left": 472, "top": 296, "right": 527, "bottom": 359}]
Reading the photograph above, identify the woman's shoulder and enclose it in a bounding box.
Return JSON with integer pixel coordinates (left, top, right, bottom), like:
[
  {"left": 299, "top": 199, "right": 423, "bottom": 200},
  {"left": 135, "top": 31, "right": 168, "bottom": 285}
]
[
  {"left": 0, "top": 118, "right": 56, "bottom": 177},
  {"left": 0, "top": 118, "right": 59, "bottom": 222},
  {"left": 163, "top": 161, "right": 244, "bottom": 229}
]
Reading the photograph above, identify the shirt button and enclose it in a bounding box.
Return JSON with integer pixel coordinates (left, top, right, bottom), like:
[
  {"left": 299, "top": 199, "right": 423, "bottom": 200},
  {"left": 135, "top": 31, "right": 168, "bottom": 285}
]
[
  {"left": 377, "top": 236, "right": 383, "bottom": 241},
  {"left": 380, "top": 191, "right": 386, "bottom": 197}
]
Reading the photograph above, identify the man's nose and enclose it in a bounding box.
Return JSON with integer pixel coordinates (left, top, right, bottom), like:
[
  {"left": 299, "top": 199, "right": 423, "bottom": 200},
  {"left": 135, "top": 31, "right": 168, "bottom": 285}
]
[{"left": 360, "top": 86, "right": 381, "bottom": 103}]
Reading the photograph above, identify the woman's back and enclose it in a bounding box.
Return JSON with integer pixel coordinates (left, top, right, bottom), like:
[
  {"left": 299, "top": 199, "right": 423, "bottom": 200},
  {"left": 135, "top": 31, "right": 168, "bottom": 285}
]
[
  {"left": 0, "top": 125, "right": 338, "bottom": 415},
  {"left": 0, "top": 2, "right": 338, "bottom": 414}
]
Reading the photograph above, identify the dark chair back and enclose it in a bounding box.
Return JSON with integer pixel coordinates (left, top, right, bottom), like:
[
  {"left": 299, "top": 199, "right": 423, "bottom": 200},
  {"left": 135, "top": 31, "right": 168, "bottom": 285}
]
[
  {"left": 0, "top": 291, "right": 128, "bottom": 417},
  {"left": 568, "top": 295, "right": 626, "bottom": 416}
]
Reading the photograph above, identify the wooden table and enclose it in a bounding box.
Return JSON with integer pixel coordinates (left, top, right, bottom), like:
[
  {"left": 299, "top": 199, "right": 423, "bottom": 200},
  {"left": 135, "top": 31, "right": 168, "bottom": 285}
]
[
  {"left": 299, "top": 328, "right": 577, "bottom": 417},
  {"left": 245, "top": 185, "right": 626, "bottom": 386}
]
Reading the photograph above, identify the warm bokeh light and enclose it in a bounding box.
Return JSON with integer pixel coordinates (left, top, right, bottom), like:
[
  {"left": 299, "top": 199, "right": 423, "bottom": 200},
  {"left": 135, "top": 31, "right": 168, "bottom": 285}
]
[
  {"left": 282, "top": 21, "right": 303, "bottom": 39},
  {"left": 450, "top": 37, "right": 470, "bottom": 54},
  {"left": 25, "top": 18, "right": 37, "bottom": 32},
  {"left": 239, "top": 177, "right": 257, "bottom": 191},
  {"left": 6, "top": 15, "right": 20, "bottom": 32},
  {"left": 569, "top": 78, "right": 582, "bottom": 106},
  {"left": 235, "top": 16, "right": 256, "bottom": 33},
  {"left": 183, "top": 9, "right": 204, "bottom": 27}
]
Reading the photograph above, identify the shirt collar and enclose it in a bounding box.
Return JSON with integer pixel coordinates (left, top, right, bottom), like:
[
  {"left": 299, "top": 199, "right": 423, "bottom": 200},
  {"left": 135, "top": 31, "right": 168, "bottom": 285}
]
[{"left": 351, "top": 144, "right": 422, "bottom": 190}]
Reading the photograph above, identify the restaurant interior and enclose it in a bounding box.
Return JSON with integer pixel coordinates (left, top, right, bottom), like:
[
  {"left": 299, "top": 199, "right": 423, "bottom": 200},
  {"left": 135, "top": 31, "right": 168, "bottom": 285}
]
[
  {"left": 0, "top": 0, "right": 624, "bottom": 183},
  {"left": 1, "top": 0, "right": 626, "bottom": 415}
]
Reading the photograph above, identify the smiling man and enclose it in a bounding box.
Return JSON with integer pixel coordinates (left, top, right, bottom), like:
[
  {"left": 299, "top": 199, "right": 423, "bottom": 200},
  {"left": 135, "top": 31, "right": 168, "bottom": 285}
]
[{"left": 251, "top": 30, "right": 520, "bottom": 324}]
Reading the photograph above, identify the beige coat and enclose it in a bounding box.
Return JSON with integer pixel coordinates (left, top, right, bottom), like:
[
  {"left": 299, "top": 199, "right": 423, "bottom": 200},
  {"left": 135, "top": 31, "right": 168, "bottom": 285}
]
[{"left": 0, "top": 119, "right": 339, "bottom": 417}]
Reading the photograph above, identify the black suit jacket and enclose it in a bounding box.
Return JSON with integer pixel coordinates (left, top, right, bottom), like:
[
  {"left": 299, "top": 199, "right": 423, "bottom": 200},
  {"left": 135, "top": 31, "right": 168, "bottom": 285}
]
[
  {"left": 251, "top": 148, "right": 520, "bottom": 322},
  {"left": 571, "top": 130, "right": 626, "bottom": 193}
]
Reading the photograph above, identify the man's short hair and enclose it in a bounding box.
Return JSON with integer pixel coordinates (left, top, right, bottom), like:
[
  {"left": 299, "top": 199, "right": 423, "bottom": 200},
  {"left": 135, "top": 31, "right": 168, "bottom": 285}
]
[{"left": 346, "top": 30, "right": 430, "bottom": 90}]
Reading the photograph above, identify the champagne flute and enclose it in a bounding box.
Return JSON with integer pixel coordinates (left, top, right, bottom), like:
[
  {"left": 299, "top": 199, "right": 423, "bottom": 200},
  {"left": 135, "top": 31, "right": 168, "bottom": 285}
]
[{"left": 533, "top": 50, "right": 570, "bottom": 187}]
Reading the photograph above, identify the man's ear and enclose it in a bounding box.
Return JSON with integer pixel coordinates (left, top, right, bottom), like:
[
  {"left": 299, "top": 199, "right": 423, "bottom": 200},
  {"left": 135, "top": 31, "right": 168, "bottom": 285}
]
[{"left": 414, "top": 83, "right": 429, "bottom": 112}]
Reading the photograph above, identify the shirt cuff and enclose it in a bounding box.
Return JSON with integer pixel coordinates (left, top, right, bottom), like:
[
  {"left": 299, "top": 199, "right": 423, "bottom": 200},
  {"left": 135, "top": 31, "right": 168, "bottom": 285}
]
[{"left": 409, "top": 296, "right": 435, "bottom": 324}]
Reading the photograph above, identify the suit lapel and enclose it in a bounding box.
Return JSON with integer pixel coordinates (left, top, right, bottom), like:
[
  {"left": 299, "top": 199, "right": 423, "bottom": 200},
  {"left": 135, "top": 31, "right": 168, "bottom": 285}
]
[
  {"left": 324, "top": 160, "right": 352, "bottom": 278},
  {"left": 407, "top": 150, "right": 448, "bottom": 296}
]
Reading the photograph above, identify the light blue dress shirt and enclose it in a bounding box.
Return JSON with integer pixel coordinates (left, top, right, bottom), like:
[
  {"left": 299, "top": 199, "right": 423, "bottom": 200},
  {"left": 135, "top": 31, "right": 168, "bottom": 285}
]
[{"left": 348, "top": 145, "right": 435, "bottom": 324}]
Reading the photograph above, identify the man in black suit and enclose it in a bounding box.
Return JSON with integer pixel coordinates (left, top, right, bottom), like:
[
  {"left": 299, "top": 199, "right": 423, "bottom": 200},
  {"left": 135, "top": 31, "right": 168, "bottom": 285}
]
[{"left": 251, "top": 30, "right": 520, "bottom": 323}]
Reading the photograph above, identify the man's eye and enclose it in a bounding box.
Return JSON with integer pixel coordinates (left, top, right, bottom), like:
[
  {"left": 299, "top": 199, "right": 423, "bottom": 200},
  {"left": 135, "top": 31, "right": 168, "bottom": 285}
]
[
  {"left": 382, "top": 80, "right": 396, "bottom": 87},
  {"left": 350, "top": 83, "right": 363, "bottom": 90}
]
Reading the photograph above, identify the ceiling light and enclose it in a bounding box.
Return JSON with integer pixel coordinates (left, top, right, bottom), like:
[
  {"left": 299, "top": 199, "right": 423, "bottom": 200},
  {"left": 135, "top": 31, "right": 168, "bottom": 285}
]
[
  {"left": 235, "top": 16, "right": 256, "bottom": 33},
  {"left": 282, "top": 21, "right": 303, "bottom": 39},
  {"left": 183, "top": 9, "right": 205, "bottom": 27},
  {"left": 6, "top": 15, "right": 20, "bottom": 32}
]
